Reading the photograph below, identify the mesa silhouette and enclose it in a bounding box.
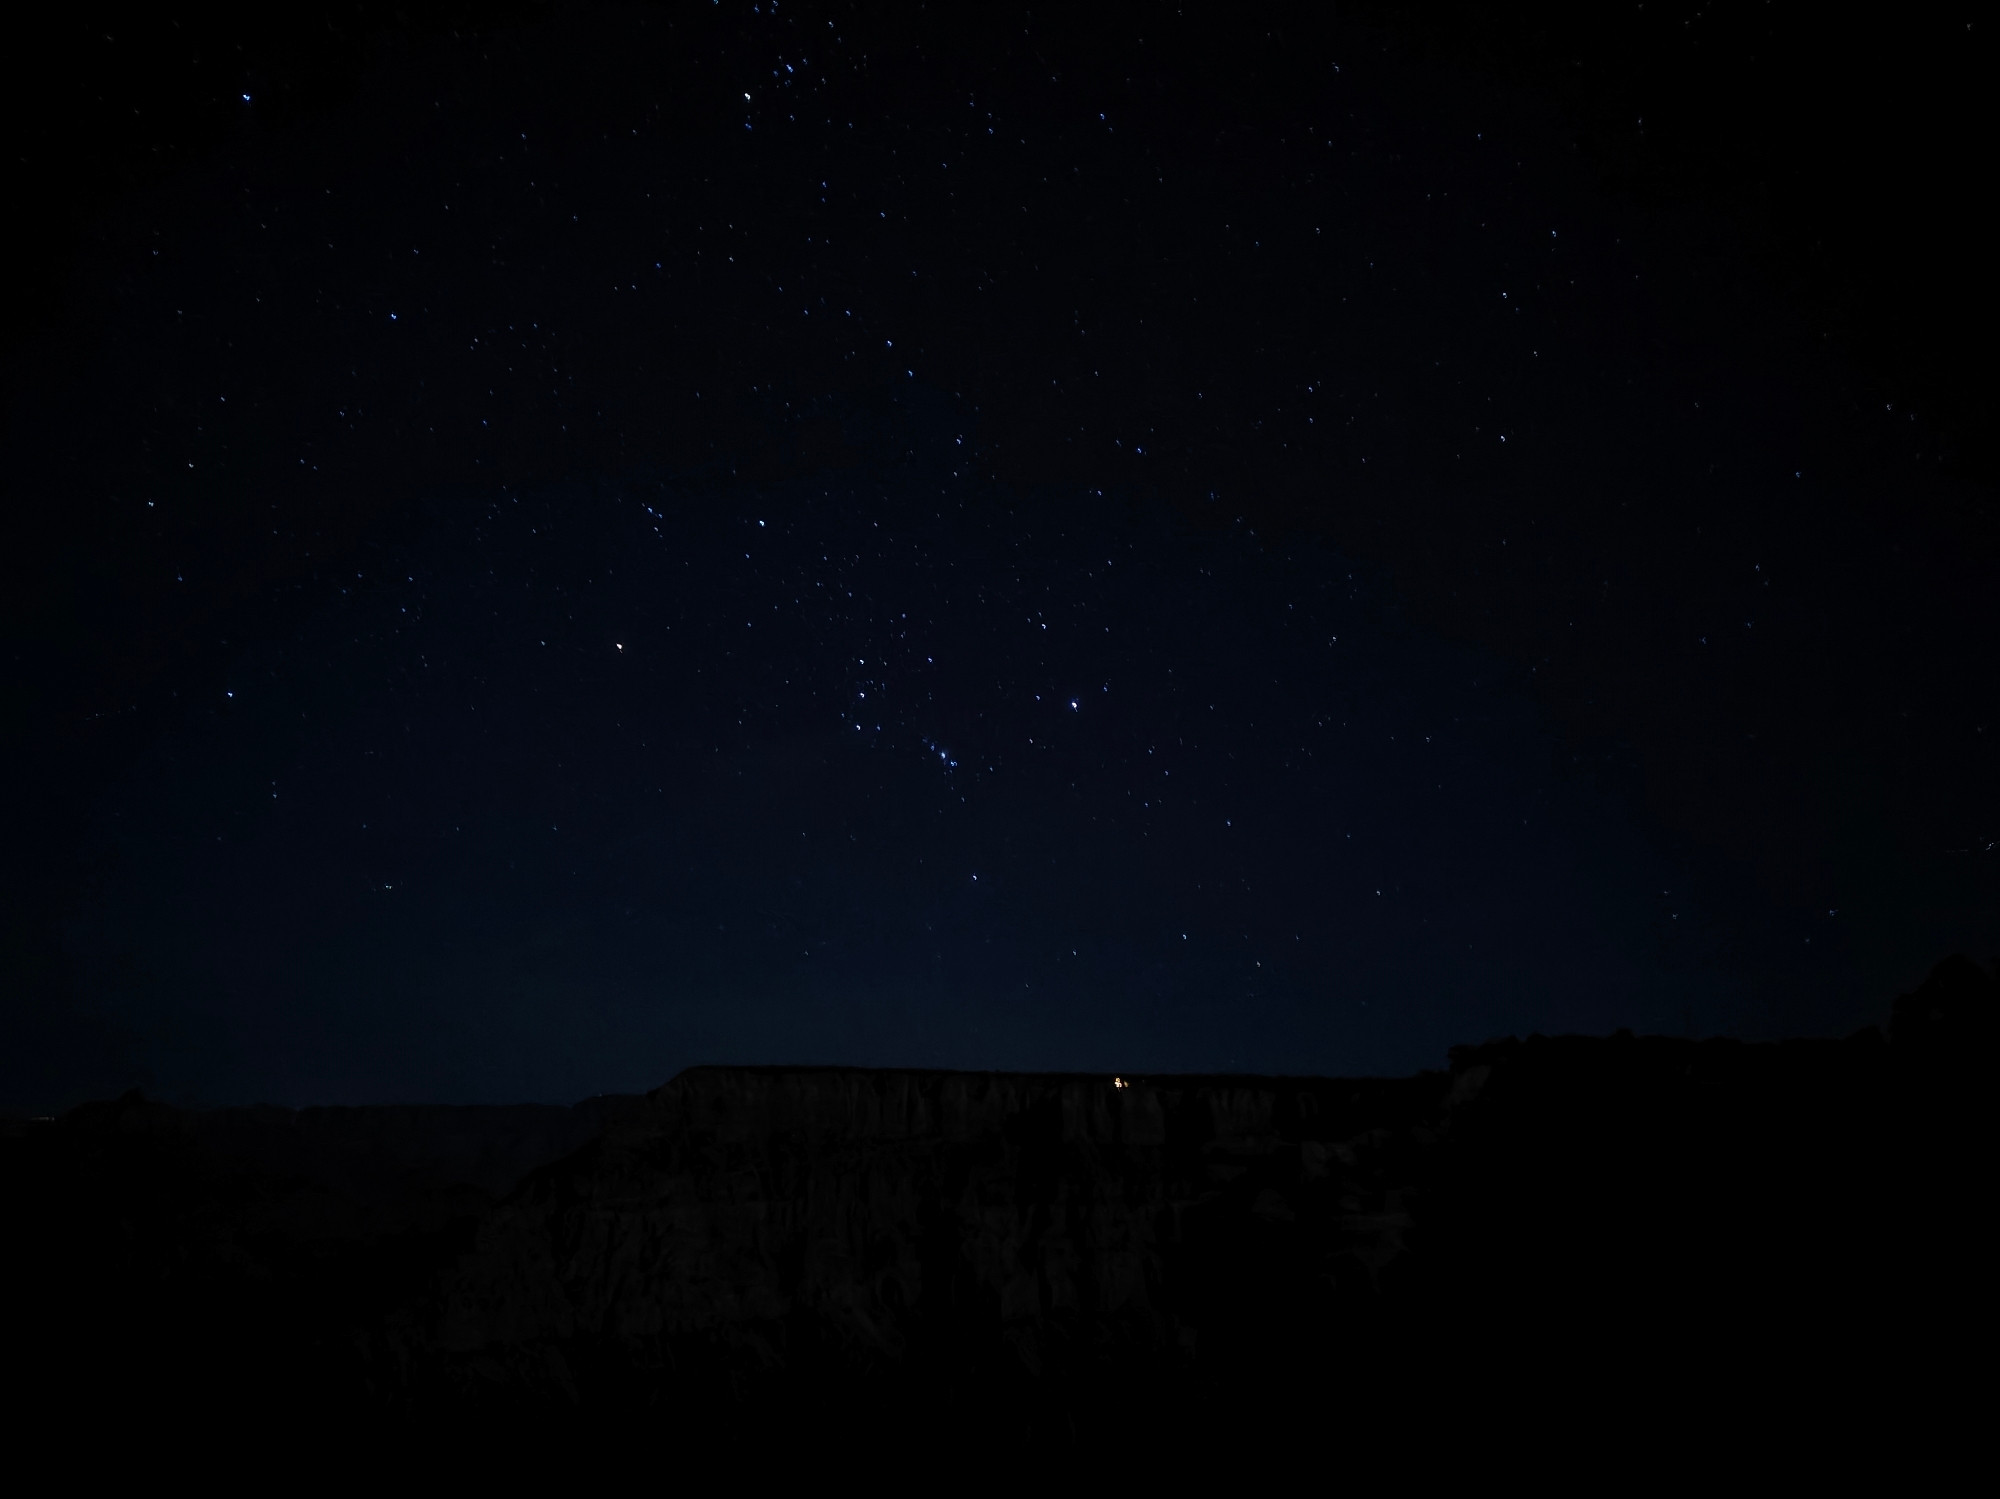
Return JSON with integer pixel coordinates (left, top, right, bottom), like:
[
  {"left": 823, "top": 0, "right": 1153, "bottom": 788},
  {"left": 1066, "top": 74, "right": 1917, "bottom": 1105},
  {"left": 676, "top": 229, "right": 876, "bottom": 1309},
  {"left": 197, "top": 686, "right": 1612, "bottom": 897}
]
[{"left": 6, "top": 956, "right": 1987, "bottom": 1454}]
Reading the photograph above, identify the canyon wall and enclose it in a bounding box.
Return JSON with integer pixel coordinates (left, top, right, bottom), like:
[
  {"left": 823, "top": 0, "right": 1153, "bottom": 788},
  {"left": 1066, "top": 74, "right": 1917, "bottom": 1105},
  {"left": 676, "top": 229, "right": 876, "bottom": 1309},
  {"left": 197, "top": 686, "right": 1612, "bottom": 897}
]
[{"left": 4, "top": 955, "right": 1987, "bottom": 1457}]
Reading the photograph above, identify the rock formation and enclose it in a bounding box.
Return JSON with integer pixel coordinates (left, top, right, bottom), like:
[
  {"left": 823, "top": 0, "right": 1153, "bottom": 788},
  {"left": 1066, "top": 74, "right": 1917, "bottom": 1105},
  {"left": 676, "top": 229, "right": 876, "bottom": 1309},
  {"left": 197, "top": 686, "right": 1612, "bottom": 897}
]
[{"left": 4, "top": 955, "right": 1988, "bottom": 1459}]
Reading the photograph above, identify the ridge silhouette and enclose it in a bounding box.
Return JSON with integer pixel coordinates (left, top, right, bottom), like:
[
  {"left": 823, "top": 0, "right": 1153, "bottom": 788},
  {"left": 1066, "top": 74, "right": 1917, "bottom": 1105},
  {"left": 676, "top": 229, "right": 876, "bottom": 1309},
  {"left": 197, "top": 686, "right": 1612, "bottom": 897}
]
[{"left": 4, "top": 957, "right": 1984, "bottom": 1463}]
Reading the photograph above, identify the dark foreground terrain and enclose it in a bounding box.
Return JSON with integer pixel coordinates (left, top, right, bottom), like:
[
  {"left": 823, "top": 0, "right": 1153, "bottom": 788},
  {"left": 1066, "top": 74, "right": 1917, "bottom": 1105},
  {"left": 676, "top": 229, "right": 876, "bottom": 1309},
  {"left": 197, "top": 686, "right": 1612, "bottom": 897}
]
[{"left": 5, "top": 957, "right": 1989, "bottom": 1465}]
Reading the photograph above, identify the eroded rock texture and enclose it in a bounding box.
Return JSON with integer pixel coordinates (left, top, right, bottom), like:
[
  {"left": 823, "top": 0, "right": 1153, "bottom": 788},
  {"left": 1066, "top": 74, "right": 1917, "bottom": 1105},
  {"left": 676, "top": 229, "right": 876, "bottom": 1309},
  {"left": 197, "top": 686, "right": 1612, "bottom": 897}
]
[
  {"left": 409, "top": 1067, "right": 1439, "bottom": 1415},
  {"left": 4, "top": 955, "right": 1988, "bottom": 1457}
]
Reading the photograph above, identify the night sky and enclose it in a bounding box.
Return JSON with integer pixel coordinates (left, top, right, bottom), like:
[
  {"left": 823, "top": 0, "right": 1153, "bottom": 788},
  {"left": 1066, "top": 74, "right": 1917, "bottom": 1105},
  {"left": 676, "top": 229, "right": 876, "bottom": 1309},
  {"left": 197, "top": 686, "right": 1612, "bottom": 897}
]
[{"left": 4, "top": 2, "right": 1993, "bottom": 1110}]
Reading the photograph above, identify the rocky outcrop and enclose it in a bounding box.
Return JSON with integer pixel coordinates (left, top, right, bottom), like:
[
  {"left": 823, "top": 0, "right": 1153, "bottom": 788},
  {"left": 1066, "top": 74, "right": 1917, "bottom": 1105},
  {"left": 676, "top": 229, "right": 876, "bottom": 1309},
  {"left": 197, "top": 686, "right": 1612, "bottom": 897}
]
[
  {"left": 4, "top": 955, "right": 1989, "bottom": 1454},
  {"left": 407, "top": 1067, "right": 1442, "bottom": 1418},
  {"left": 0, "top": 1091, "right": 628, "bottom": 1438},
  {"left": 393, "top": 1032, "right": 1949, "bottom": 1435}
]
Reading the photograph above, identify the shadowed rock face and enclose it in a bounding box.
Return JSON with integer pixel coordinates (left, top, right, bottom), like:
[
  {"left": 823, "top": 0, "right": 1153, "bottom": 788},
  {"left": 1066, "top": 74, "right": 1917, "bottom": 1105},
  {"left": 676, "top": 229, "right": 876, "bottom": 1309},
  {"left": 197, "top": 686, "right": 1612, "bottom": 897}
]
[
  {"left": 3, "top": 957, "right": 1988, "bottom": 1457},
  {"left": 397, "top": 1032, "right": 1960, "bottom": 1437},
  {"left": 417, "top": 1068, "right": 1440, "bottom": 1407},
  {"left": 0, "top": 1093, "right": 626, "bottom": 1442}
]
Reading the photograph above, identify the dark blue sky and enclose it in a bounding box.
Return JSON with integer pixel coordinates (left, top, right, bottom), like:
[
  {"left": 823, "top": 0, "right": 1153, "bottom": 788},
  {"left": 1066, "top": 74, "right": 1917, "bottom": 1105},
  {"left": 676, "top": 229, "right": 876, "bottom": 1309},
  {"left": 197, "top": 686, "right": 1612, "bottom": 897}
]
[
  {"left": 6, "top": 3, "right": 1993, "bottom": 1108},
  {"left": 66, "top": 411, "right": 1724, "bottom": 1103}
]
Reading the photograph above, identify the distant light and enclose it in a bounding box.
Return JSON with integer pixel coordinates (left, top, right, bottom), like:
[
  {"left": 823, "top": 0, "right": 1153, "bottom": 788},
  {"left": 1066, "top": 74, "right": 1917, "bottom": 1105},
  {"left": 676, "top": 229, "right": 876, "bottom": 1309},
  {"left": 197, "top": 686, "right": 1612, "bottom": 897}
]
[{"left": 1113, "top": 1077, "right": 1129, "bottom": 1089}]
